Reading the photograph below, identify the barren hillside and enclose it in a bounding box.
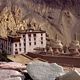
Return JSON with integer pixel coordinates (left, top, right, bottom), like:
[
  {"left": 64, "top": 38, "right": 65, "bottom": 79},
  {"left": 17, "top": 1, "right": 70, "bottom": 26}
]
[{"left": 0, "top": 0, "right": 80, "bottom": 44}]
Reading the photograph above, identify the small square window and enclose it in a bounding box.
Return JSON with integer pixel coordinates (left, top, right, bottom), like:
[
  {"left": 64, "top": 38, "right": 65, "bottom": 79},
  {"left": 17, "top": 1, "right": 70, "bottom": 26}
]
[
  {"left": 34, "top": 42, "right": 36, "bottom": 45},
  {"left": 29, "top": 38, "right": 31, "bottom": 41},
  {"left": 15, "top": 44, "right": 17, "bottom": 47},
  {"left": 19, "top": 48, "right": 21, "bottom": 51},
  {"left": 28, "top": 34, "right": 31, "bottom": 37},
  {"left": 24, "top": 48, "right": 26, "bottom": 52},
  {"left": 41, "top": 41, "right": 43, "bottom": 44},
  {"left": 24, "top": 38, "right": 26, "bottom": 42},
  {"left": 33, "top": 34, "right": 36, "bottom": 37},
  {"left": 41, "top": 33, "right": 43, "bottom": 36},
  {"left": 24, "top": 43, "right": 26, "bottom": 46},
  {"left": 41, "top": 37, "right": 43, "bottom": 40},
  {"left": 29, "top": 42, "right": 31, "bottom": 46},
  {"left": 34, "top": 37, "right": 36, "bottom": 41},
  {"left": 15, "top": 49, "right": 17, "bottom": 51},
  {"left": 19, "top": 43, "right": 21, "bottom": 46},
  {"left": 23, "top": 35, "right": 25, "bottom": 37}
]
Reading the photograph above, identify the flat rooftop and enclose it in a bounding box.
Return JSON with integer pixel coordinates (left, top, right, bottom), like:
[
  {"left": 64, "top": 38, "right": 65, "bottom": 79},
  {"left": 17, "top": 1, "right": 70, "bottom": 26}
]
[
  {"left": 17, "top": 29, "right": 46, "bottom": 34},
  {"left": 7, "top": 54, "right": 32, "bottom": 65},
  {"left": 7, "top": 54, "right": 46, "bottom": 65}
]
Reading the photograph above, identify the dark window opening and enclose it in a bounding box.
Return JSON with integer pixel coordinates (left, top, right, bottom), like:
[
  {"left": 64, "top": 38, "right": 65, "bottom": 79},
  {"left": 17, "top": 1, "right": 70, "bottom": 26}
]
[
  {"left": 34, "top": 42, "right": 36, "bottom": 45},
  {"left": 15, "top": 49, "right": 17, "bottom": 51},
  {"left": 29, "top": 38, "right": 31, "bottom": 41},
  {"left": 23, "top": 35, "right": 25, "bottom": 37},
  {"left": 19, "top": 43, "right": 21, "bottom": 46},
  {"left": 19, "top": 48, "right": 21, "bottom": 51},
  {"left": 41, "top": 37, "right": 43, "bottom": 40},
  {"left": 34, "top": 37, "right": 36, "bottom": 41},
  {"left": 24, "top": 38, "right": 26, "bottom": 42},
  {"left": 24, "top": 48, "right": 26, "bottom": 52},
  {"left": 29, "top": 42, "right": 31, "bottom": 46},
  {"left": 41, "top": 41, "right": 43, "bottom": 44},
  {"left": 28, "top": 34, "right": 31, "bottom": 37},
  {"left": 33, "top": 34, "right": 36, "bottom": 37},
  {"left": 15, "top": 44, "right": 17, "bottom": 47},
  {"left": 41, "top": 33, "right": 43, "bottom": 36},
  {"left": 24, "top": 43, "right": 26, "bottom": 46}
]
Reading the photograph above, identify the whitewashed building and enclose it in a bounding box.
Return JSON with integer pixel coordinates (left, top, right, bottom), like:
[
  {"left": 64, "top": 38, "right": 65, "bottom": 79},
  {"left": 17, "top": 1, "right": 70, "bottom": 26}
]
[{"left": 0, "top": 28, "right": 46, "bottom": 55}]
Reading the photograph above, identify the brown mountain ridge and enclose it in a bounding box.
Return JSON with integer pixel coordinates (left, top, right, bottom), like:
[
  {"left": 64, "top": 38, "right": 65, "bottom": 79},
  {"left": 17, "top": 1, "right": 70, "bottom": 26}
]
[{"left": 0, "top": 0, "right": 80, "bottom": 45}]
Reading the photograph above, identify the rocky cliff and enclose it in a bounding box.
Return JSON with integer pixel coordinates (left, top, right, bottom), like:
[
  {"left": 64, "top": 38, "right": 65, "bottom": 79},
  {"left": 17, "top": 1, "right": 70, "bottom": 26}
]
[{"left": 0, "top": 0, "right": 80, "bottom": 44}]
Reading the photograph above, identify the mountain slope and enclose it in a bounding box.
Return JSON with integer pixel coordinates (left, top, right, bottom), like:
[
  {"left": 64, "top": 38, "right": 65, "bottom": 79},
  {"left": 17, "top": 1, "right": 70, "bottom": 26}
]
[{"left": 0, "top": 0, "right": 80, "bottom": 44}]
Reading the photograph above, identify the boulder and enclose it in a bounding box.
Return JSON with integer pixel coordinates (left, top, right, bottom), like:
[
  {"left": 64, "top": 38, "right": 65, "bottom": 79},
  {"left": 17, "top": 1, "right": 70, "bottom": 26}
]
[
  {"left": 27, "top": 60, "right": 64, "bottom": 80},
  {"left": 0, "top": 69, "right": 25, "bottom": 80},
  {"left": 58, "top": 69, "right": 80, "bottom": 80}
]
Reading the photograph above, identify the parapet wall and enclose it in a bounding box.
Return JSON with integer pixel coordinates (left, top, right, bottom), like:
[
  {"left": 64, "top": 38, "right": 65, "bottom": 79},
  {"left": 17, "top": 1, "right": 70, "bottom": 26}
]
[{"left": 27, "top": 53, "right": 80, "bottom": 68}]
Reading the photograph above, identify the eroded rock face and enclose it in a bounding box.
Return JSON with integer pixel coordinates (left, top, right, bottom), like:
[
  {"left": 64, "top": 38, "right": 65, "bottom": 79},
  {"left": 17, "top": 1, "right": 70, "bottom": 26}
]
[
  {"left": 27, "top": 60, "right": 64, "bottom": 80},
  {"left": 0, "top": 69, "right": 24, "bottom": 80},
  {"left": 58, "top": 69, "right": 80, "bottom": 80},
  {"left": 0, "top": 0, "right": 80, "bottom": 44}
]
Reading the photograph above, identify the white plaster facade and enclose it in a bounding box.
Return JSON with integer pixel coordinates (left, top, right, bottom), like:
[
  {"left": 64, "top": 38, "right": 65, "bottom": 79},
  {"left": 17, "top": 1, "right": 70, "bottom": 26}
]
[{"left": 0, "top": 29, "right": 46, "bottom": 55}]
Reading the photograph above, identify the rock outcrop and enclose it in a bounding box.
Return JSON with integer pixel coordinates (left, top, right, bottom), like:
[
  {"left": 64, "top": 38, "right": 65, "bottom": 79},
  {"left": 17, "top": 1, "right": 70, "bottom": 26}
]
[
  {"left": 27, "top": 60, "right": 64, "bottom": 80},
  {"left": 0, "top": 0, "right": 80, "bottom": 44}
]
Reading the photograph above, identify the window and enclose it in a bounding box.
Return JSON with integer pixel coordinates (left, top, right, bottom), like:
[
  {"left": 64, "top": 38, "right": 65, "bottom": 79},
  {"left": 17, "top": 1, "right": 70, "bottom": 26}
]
[
  {"left": 41, "top": 33, "right": 43, "bottom": 36},
  {"left": 34, "top": 37, "right": 36, "bottom": 41},
  {"left": 28, "top": 34, "right": 31, "bottom": 37},
  {"left": 29, "top": 38, "right": 31, "bottom": 41},
  {"left": 34, "top": 42, "right": 36, "bottom": 45},
  {"left": 41, "top": 41, "right": 43, "bottom": 44},
  {"left": 29, "top": 42, "right": 31, "bottom": 46},
  {"left": 24, "top": 48, "right": 26, "bottom": 52},
  {"left": 33, "top": 34, "right": 36, "bottom": 37},
  {"left": 24, "top": 38, "right": 26, "bottom": 42},
  {"left": 15, "top": 44, "right": 17, "bottom": 47},
  {"left": 19, "top": 48, "right": 21, "bottom": 51},
  {"left": 15, "top": 49, "right": 17, "bottom": 51},
  {"left": 24, "top": 43, "right": 26, "bottom": 46},
  {"left": 19, "top": 43, "right": 21, "bottom": 46},
  {"left": 41, "top": 37, "right": 43, "bottom": 40},
  {"left": 23, "top": 35, "right": 25, "bottom": 37}
]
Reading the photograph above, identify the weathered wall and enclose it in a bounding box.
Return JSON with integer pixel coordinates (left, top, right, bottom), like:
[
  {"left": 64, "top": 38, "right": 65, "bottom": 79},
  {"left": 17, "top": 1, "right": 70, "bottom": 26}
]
[{"left": 27, "top": 53, "right": 80, "bottom": 67}]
